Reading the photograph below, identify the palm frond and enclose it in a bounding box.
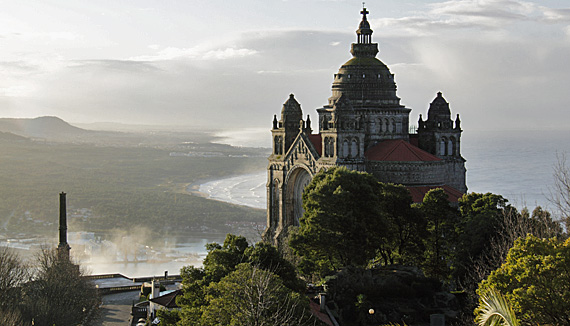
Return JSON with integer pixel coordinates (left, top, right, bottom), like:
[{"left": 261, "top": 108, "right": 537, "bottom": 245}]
[{"left": 475, "top": 288, "right": 519, "bottom": 326}]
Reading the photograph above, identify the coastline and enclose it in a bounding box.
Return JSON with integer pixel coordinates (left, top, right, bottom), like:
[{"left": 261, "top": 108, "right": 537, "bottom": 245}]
[
  {"left": 185, "top": 128, "right": 570, "bottom": 212},
  {"left": 186, "top": 172, "right": 267, "bottom": 210},
  {"left": 186, "top": 181, "right": 209, "bottom": 199}
]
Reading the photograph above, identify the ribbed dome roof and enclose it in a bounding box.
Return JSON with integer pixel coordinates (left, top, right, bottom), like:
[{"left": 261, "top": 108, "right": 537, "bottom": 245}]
[
  {"left": 342, "top": 57, "right": 384, "bottom": 66},
  {"left": 330, "top": 57, "right": 398, "bottom": 105},
  {"left": 328, "top": 9, "right": 401, "bottom": 107}
]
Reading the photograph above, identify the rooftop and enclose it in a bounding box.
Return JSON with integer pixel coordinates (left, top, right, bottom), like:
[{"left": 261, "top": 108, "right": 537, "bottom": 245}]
[{"left": 365, "top": 139, "right": 441, "bottom": 162}]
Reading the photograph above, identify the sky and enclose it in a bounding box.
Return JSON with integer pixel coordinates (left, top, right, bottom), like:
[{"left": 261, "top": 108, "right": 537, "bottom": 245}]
[{"left": 1, "top": 0, "right": 569, "bottom": 132}]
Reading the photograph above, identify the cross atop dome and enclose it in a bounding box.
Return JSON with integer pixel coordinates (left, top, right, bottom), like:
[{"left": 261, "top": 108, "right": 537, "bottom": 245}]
[
  {"left": 361, "top": 5, "right": 369, "bottom": 21},
  {"left": 356, "top": 7, "right": 373, "bottom": 44}
]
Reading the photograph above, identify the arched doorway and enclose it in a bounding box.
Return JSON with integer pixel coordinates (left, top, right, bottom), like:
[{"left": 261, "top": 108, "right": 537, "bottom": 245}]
[{"left": 285, "top": 167, "right": 312, "bottom": 227}]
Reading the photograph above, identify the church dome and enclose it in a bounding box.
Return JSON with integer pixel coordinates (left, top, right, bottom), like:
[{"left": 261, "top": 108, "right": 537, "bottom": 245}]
[{"left": 328, "top": 8, "right": 401, "bottom": 107}]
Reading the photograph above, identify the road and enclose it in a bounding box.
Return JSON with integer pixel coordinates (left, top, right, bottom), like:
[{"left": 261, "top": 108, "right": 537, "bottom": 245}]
[{"left": 91, "top": 291, "right": 140, "bottom": 326}]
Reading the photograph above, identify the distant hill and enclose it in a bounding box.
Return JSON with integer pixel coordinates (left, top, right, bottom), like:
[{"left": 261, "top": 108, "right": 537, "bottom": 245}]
[
  {"left": 0, "top": 131, "right": 28, "bottom": 142},
  {"left": 0, "top": 116, "right": 94, "bottom": 140}
]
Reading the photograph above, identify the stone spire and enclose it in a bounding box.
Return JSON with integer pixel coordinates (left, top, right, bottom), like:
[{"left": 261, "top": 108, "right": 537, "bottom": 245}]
[
  {"left": 427, "top": 92, "right": 452, "bottom": 122},
  {"left": 356, "top": 7, "right": 372, "bottom": 44},
  {"left": 351, "top": 7, "right": 378, "bottom": 58},
  {"left": 58, "top": 192, "right": 71, "bottom": 260},
  {"left": 329, "top": 8, "right": 401, "bottom": 106}
]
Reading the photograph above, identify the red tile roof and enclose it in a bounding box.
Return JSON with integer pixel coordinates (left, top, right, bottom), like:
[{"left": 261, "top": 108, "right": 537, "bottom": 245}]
[
  {"left": 308, "top": 134, "right": 322, "bottom": 156},
  {"left": 309, "top": 300, "right": 334, "bottom": 326},
  {"left": 365, "top": 139, "right": 441, "bottom": 162},
  {"left": 406, "top": 185, "right": 464, "bottom": 203}
]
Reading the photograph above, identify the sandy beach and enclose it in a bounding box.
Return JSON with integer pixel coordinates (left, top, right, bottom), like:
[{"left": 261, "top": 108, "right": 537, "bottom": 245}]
[{"left": 190, "top": 172, "right": 266, "bottom": 209}]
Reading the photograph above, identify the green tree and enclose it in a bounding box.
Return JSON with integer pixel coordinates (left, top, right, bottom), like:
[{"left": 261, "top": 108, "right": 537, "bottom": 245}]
[
  {"left": 177, "top": 265, "right": 208, "bottom": 325},
  {"left": 478, "top": 235, "right": 570, "bottom": 326},
  {"left": 245, "top": 241, "right": 304, "bottom": 292},
  {"left": 178, "top": 234, "right": 249, "bottom": 325},
  {"left": 289, "top": 167, "right": 388, "bottom": 277},
  {"left": 20, "top": 248, "right": 98, "bottom": 326},
  {"left": 157, "top": 308, "right": 181, "bottom": 326},
  {"left": 376, "top": 183, "right": 426, "bottom": 266},
  {"left": 202, "top": 233, "right": 249, "bottom": 283},
  {"left": 0, "top": 246, "right": 27, "bottom": 324},
  {"left": 201, "top": 263, "right": 314, "bottom": 326},
  {"left": 526, "top": 206, "right": 563, "bottom": 238},
  {"left": 455, "top": 193, "right": 510, "bottom": 281},
  {"left": 457, "top": 195, "right": 563, "bottom": 296},
  {"left": 550, "top": 152, "right": 570, "bottom": 231},
  {"left": 176, "top": 234, "right": 309, "bottom": 326},
  {"left": 419, "top": 188, "right": 458, "bottom": 281}
]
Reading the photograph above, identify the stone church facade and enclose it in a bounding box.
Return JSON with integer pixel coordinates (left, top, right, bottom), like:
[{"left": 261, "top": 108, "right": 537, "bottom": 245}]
[{"left": 264, "top": 9, "right": 467, "bottom": 245}]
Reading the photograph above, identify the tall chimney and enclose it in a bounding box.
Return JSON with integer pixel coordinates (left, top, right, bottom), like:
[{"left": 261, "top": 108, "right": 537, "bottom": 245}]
[{"left": 57, "top": 192, "right": 71, "bottom": 260}]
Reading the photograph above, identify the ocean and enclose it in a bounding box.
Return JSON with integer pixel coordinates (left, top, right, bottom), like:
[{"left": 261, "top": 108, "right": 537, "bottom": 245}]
[
  {"left": 201, "top": 129, "right": 570, "bottom": 212},
  {"left": 82, "top": 129, "right": 569, "bottom": 276}
]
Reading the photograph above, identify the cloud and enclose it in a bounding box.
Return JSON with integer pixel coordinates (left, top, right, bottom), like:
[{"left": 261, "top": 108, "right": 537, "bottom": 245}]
[
  {"left": 9, "top": 30, "right": 352, "bottom": 127},
  {"left": 0, "top": 30, "right": 81, "bottom": 42},
  {"left": 541, "top": 8, "right": 570, "bottom": 22},
  {"left": 0, "top": 61, "right": 41, "bottom": 75},
  {"left": 374, "top": 0, "right": 569, "bottom": 36},
  {"left": 429, "top": 0, "right": 536, "bottom": 20},
  {"left": 390, "top": 32, "right": 570, "bottom": 130},
  {"left": 0, "top": 85, "right": 36, "bottom": 97},
  {"left": 0, "top": 61, "right": 49, "bottom": 100},
  {"left": 3, "top": 3, "right": 570, "bottom": 133},
  {"left": 129, "top": 46, "right": 258, "bottom": 62},
  {"left": 202, "top": 48, "right": 259, "bottom": 60}
]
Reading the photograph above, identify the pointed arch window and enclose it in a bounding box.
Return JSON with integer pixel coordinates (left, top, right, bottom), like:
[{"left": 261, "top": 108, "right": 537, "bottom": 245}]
[
  {"left": 351, "top": 139, "right": 358, "bottom": 158},
  {"left": 271, "top": 179, "right": 280, "bottom": 228},
  {"left": 450, "top": 137, "right": 457, "bottom": 156},
  {"left": 324, "top": 137, "right": 335, "bottom": 158},
  {"left": 274, "top": 136, "right": 283, "bottom": 155}
]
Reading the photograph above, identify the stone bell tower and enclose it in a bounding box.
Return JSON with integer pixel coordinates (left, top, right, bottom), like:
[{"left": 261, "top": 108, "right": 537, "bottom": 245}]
[{"left": 417, "top": 92, "right": 467, "bottom": 192}]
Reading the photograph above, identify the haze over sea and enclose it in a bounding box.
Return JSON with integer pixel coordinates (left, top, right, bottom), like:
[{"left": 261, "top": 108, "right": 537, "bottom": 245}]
[{"left": 203, "top": 129, "right": 570, "bottom": 211}]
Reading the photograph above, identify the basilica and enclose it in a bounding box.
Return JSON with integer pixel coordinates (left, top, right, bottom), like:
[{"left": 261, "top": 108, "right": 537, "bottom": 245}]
[{"left": 264, "top": 8, "right": 467, "bottom": 244}]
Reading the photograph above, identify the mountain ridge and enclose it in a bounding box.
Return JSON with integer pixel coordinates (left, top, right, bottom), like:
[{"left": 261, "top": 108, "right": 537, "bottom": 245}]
[{"left": 0, "top": 116, "right": 94, "bottom": 140}]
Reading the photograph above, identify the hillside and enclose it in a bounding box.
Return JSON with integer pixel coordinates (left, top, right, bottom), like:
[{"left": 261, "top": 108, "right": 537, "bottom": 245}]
[
  {"left": 0, "top": 129, "right": 267, "bottom": 239},
  {"left": 0, "top": 116, "right": 97, "bottom": 140},
  {"left": 0, "top": 131, "right": 28, "bottom": 142}
]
